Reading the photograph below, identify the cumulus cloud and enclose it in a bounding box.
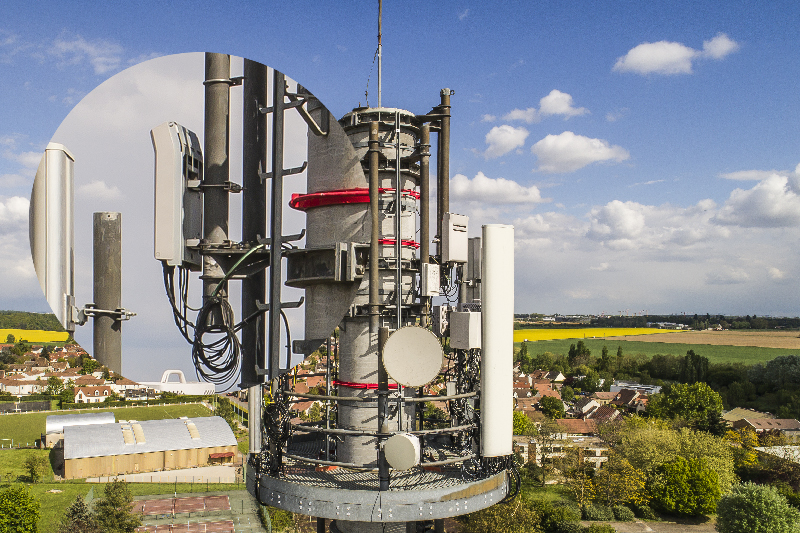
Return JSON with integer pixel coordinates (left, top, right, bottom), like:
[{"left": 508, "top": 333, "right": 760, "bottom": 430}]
[
  {"left": 14, "top": 150, "right": 42, "bottom": 168},
  {"left": 503, "top": 108, "right": 539, "bottom": 124},
  {"left": 713, "top": 174, "right": 800, "bottom": 228},
  {"left": 614, "top": 41, "right": 698, "bottom": 75},
  {"left": 586, "top": 200, "right": 646, "bottom": 248},
  {"left": 585, "top": 198, "right": 729, "bottom": 250},
  {"left": 0, "top": 196, "right": 30, "bottom": 231},
  {"left": 483, "top": 125, "right": 529, "bottom": 159},
  {"left": 77, "top": 180, "right": 123, "bottom": 201},
  {"left": 768, "top": 267, "right": 785, "bottom": 280},
  {"left": 539, "top": 90, "right": 588, "bottom": 118},
  {"left": 702, "top": 33, "right": 740, "bottom": 59},
  {"left": 706, "top": 267, "right": 749, "bottom": 285},
  {"left": 502, "top": 90, "right": 588, "bottom": 124},
  {"left": 49, "top": 33, "right": 124, "bottom": 74},
  {"left": 481, "top": 114, "right": 497, "bottom": 122},
  {"left": 531, "top": 131, "right": 629, "bottom": 173},
  {"left": 450, "top": 172, "right": 547, "bottom": 205},
  {"left": 613, "top": 33, "right": 739, "bottom": 75}
]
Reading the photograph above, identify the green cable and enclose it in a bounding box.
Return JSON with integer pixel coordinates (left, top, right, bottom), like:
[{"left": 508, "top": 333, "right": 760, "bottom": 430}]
[{"left": 211, "top": 244, "right": 266, "bottom": 297}]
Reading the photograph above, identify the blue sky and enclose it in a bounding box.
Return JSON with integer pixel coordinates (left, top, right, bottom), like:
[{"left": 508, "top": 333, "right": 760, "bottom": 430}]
[{"left": 2, "top": 2, "right": 800, "bottom": 379}]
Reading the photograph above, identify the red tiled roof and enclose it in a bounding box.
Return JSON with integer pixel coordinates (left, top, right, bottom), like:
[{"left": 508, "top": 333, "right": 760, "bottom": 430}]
[
  {"left": 556, "top": 418, "right": 597, "bottom": 435},
  {"left": 587, "top": 404, "right": 621, "bottom": 421},
  {"left": 739, "top": 418, "right": 800, "bottom": 431}
]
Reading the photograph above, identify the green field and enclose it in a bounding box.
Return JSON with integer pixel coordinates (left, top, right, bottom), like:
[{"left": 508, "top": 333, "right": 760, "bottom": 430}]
[
  {"left": 520, "top": 338, "right": 798, "bottom": 365},
  {"left": 0, "top": 475, "right": 244, "bottom": 533},
  {"left": 0, "top": 403, "right": 213, "bottom": 445}
]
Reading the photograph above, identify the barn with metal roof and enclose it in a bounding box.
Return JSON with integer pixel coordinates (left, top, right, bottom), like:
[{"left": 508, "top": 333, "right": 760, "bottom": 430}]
[
  {"left": 44, "top": 411, "right": 116, "bottom": 448},
  {"left": 62, "top": 416, "right": 237, "bottom": 480}
]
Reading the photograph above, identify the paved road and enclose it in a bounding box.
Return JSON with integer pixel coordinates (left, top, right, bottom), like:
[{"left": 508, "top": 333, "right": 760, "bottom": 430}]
[
  {"left": 581, "top": 518, "right": 717, "bottom": 532},
  {"left": 87, "top": 464, "right": 239, "bottom": 483}
]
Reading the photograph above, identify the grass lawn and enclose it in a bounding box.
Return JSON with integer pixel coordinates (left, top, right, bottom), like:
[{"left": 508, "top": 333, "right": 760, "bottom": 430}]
[
  {"left": 520, "top": 338, "right": 797, "bottom": 365},
  {"left": 1, "top": 479, "right": 245, "bottom": 533},
  {"left": 0, "top": 403, "right": 213, "bottom": 445}
]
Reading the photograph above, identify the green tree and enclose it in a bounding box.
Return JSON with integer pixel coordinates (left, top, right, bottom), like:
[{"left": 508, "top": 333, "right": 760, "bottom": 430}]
[
  {"left": 458, "top": 494, "right": 544, "bottom": 533},
  {"left": 538, "top": 396, "right": 565, "bottom": 419},
  {"left": 513, "top": 410, "right": 535, "bottom": 435},
  {"left": 613, "top": 417, "right": 736, "bottom": 494},
  {"left": 0, "top": 485, "right": 40, "bottom": 533},
  {"left": 574, "top": 368, "right": 601, "bottom": 393},
  {"left": 81, "top": 358, "right": 98, "bottom": 375},
  {"left": 649, "top": 457, "right": 721, "bottom": 516},
  {"left": 532, "top": 418, "right": 563, "bottom": 486},
  {"left": 56, "top": 495, "right": 100, "bottom": 533},
  {"left": 560, "top": 386, "right": 575, "bottom": 403},
  {"left": 92, "top": 480, "right": 141, "bottom": 533},
  {"left": 648, "top": 382, "right": 723, "bottom": 429},
  {"left": 5, "top": 334, "right": 14, "bottom": 344},
  {"left": 598, "top": 345, "right": 611, "bottom": 372},
  {"left": 557, "top": 447, "right": 596, "bottom": 506},
  {"left": 216, "top": 397, "right": 238, "bottom": 431},
  {"left": 680, "top": 350, "right": 709, "bottom": 383},
  {"left": 568, "top": 341, "right": 591, "bottom": 367},
  {"left": 46, "top": 376, "right": 64, "bottom": 396},
  {"left": 24, "top": 454, "right": 49, "bottom": 483},
  {"left": 593, "top": 454, "right": 648, "bottom": 507},
  {"left": 715, "top": 482, "right": 800, "bottom": 533},
  {"left": 307, "top": 402, "right": 322, "bottom": 422},
  {"left": 59, "top": 386, "right": 75, "bottom": 407}
]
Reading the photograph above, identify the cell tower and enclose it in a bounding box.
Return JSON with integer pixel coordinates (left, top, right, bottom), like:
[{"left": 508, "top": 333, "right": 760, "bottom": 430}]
[{"left": 152, "top": 51, "right": 515, "bottom": 533}]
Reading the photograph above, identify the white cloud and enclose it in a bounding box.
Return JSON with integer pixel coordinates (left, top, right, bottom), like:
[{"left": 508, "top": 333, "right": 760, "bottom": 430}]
[
  {"left": 14, "top": 151, "right": 42, "bottom": 169},
  {"left": 531, "top": 131, "right": 630, "bottom": 173},
  {"left": 606, "top": 108, "right": 629, "bottom": 122},
  {"left": 0, "top": 173, "right": 26, "bottom": 188},
  {"left": 77, "top": 180, "right": 123, "bottom": 201},
  {"left": 614, "top": 41, "right": 698, "bottom": 75},
  {"left": 450, "top": 172, "right": 547, "bottom": 205},
  {"left": 502, "top": 90, "right": 588, "bottom": 124},
  {"left": 702, "top": 33, "right": 739, "bottom": 59},
  {"left": 483, "top": 125, "right": 529, "bottom": 159},
  {"left": 591, "top": 263, "right": 610, "bottom": 272},
  {"left": 539, "top": 90, "right": 588, "bottom": 118},
  {"left": 49, "top": 33, "right": 124, "bottom": 74},
  {"left": 719, "top": 169, "right": 777, "bottom": 181},
  {"left": 587, "top": 200, "right": 646, "bottom": 248},
  {"left": 768, "top": 267, "right": 785, "bottom": 280},
  {"left": 481, "top": 114, "right": 497, "bottom": 122},
  {"left": 613, "top": 34, "right": 739, "bottom": 76},
  {"left": 713, "top": 174, "right": 800, "bottom": 228},
  {"left": 0, "top": 196, "right": 30, "bottom": 231},
  {"left": 459, "top": 8, "right": 470, "bottom": 20},
  {"left": 706, "top": 267, "right": 749, "bottom": 285},
  {"left": 585, "top": 198, "right": 729, "bottom": 250},
  {"left": 503, "top": 108, "right": 539, "bottom": 124}
]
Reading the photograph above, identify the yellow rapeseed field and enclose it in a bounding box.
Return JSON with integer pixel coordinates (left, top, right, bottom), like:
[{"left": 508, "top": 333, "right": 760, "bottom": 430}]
[
  {"left": 514, "top": 327, "right": 682, "bottom": 343},
  {"left": 0, "top": 329, "right": 69, "bottom": 343}
]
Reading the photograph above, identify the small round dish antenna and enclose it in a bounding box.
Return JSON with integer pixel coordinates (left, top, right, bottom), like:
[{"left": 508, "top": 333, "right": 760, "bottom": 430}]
[
  {"left": 384, "top": 433, "right": 420, "bottom": 471},
  {"left": 382, "top": 326, "right": 444, "bottom": 387}
]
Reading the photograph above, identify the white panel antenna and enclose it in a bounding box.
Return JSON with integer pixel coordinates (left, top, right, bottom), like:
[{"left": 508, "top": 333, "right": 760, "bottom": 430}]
[{"left": 151, "top": 121, "right": 203, "bottom": 270}]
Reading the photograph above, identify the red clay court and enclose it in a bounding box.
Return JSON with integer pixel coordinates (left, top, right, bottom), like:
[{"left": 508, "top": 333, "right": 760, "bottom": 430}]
[{"left": 133, "top": 495, "right": 232, "bottom": 516}]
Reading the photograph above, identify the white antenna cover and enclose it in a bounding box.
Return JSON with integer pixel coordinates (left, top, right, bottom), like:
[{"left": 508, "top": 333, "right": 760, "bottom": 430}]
[
  {"left": 382, "top": 326, "right": 443, "bottom": 387},
  {"left": 384, "top": 433, "right": 420, "bottom": 471}
]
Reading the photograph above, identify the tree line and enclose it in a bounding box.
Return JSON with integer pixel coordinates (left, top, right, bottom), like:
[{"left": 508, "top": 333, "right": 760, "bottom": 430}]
[{"left": 0, "top": 311, "right": 65, "bottom": 332}]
